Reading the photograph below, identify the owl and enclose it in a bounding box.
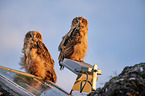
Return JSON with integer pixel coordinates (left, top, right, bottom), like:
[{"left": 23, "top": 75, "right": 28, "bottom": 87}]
[
  {"left": 58, "top": 17, "right": 88, "bottom": 69},
  {"left": 20, "top": 31, "right": 57, "bottom": 83}
]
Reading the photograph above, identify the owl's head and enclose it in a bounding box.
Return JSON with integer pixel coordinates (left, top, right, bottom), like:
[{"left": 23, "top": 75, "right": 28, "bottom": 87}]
[
  {"left": 24, "top": 31, "right": 43, "bottom": 43},
  {"left": 71, "top": 17, "right": 88, "bottom": 28}
]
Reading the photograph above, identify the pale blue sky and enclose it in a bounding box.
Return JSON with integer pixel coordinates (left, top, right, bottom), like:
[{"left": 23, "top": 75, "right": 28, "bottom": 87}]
[{"left": 0, "top": 0, "right": 145, "bottom": 92}]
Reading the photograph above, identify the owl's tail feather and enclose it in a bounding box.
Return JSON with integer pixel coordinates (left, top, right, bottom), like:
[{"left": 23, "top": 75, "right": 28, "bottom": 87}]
[
  {"left": 58, "top": 53, "right": 65, "bottom": 70},
  {"left": 46, "top": 70, "right": 57, "bottom": 83},
  {"left": 59, "top": 64, "right": 64, "bottom": 70}
]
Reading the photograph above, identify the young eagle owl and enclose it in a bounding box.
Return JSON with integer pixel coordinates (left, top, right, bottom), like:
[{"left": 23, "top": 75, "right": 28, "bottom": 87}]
[
  {"left": 21, "top": 31, "right": 57, "bottom": 83},
  {"left": 58, "top": 17, "right": 88, "bottom": 69}
]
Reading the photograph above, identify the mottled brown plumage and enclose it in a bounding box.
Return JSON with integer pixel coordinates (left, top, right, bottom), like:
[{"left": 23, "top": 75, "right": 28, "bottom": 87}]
[
  {"left": 20, "top": 31, "right": 57, "bottom": 83},
  {"left": 58, "top": 17, "right": 88, "bottom": 69}
]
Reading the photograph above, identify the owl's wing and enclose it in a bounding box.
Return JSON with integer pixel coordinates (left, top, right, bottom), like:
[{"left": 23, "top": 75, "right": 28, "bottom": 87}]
[
  {"left": 37, "top": 40, "right": 54, "bottom": 66},
  {"left": 58, "top": 27, "right": 81, "bottom": 62},
  {"left": 37, "top": 41, "right": 57, "bottom": 83}
]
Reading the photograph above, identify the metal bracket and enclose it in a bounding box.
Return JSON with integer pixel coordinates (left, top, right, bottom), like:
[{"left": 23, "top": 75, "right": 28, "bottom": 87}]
[{"left": 60, "top": 58, "right": 102, "bottom": 94}]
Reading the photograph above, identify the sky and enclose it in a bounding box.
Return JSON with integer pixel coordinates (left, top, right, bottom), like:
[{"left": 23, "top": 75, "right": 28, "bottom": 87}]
[{"left": 0, "top": 0, "right": 145, "bottom": 93}]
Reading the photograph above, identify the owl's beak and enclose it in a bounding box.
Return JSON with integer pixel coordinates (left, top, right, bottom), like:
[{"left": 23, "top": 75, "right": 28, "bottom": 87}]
[
  {"left": 78, "top": 21, "right": 83, "bottom": 27},
  {"left": 78, "top": 22, "right": 81, "bottom": 27},
  {"left": 31, "top": 37, "right": 34, "bottom": 41}
]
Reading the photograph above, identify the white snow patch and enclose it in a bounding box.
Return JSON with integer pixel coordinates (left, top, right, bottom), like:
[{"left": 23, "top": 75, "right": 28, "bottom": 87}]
[
  {"left": 129, "top": 78, "right": 136, "bottom": 80},
  {"left": 140, "top": 67, "right": 143, "bottom": 72}
]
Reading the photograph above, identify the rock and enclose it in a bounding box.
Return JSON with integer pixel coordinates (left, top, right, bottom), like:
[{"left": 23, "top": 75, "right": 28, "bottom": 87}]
[{"left": 88, "top": 63, "right": 145, "bottom": 96}]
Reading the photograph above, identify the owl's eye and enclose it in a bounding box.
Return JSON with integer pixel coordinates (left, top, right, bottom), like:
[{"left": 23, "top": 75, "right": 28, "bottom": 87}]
[
  {"left": 73, "top": 19, "right": 78, "bottom": 24},
  {"left": 36, "top": 33, "right": 41, "bottom": 39},
  {"left": 26, "top": 33, "right": 32, "bottom": 38},
  {"left": 82, "top": 19, "right": 87, "bottom": 26}
]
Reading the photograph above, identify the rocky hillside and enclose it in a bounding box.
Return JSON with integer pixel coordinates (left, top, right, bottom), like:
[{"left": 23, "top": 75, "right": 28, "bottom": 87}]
[{"left": 88, "top": 63, "right": 145, "bottom": 96}]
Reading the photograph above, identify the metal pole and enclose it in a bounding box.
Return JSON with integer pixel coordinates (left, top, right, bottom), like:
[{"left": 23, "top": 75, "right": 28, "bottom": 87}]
[{"left": 92, "top": 65, "right": 98, "bottom": 91}]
